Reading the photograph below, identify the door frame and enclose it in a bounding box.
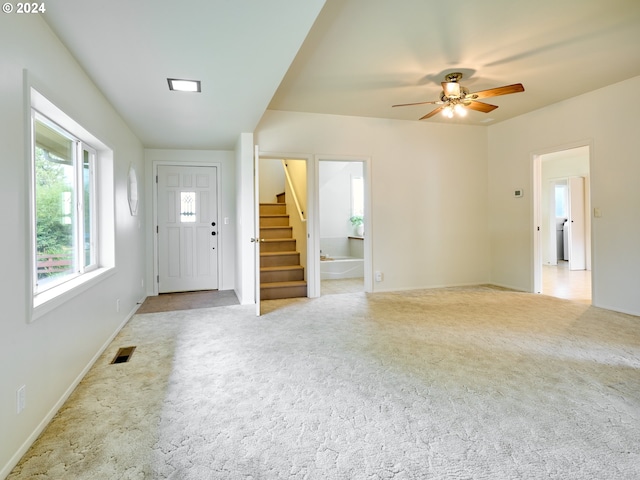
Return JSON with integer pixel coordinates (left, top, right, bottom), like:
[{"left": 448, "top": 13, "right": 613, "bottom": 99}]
[
  {"left": 531, "top": 141, "right": 592, "bottom": 296},
  {"left": 152, "top": 161, "right": 223, "bottom": 296},
  {"left": 315, "top": 154, "right": 373, "bottom": 297},
  {"left": 257, "top": 151, "right": 316, "bottom": 298}
]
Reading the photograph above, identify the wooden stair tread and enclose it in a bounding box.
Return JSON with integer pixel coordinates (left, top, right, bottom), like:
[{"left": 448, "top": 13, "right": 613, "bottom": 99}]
[
  {"left": 261, "top": 280, "right": 307, "bottom": 288},
  {"left": 261, "top": 264, "right": 304, "bottom": 271},
  {"left": 260, "top": 203, "right": 286, "bottom": 209},
  {"left": 259, "top": 200, "right": 305, "bottom": 300}
]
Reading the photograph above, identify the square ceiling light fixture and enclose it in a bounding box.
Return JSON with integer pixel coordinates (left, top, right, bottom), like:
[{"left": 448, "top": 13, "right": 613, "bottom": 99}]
[{"left": 167, "top": 78, "right": 201, "bottom": 92}]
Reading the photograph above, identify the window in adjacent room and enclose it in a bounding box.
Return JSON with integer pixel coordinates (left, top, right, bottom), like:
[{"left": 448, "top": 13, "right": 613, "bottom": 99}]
[
  {"left": 351, "top": 176, "right": 364, "bottom": 218},
  {"left": 555, "top": 183, "right": 568, "bottom": 217}
]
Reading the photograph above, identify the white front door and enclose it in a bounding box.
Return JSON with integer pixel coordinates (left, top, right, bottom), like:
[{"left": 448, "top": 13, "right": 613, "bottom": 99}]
[{"left": 157, "top": 165, "right": 219, "bottom": 293}]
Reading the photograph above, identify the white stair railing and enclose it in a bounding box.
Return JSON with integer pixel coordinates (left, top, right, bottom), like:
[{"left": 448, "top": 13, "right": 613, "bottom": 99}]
[{"left": 281, "top": 159, "right": 306, "bottom": 223}]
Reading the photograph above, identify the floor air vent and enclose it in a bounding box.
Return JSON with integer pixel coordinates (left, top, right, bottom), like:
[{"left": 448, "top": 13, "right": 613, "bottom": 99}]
[{"left": 111, "top": 346, "right": 136, "bottom": 364}]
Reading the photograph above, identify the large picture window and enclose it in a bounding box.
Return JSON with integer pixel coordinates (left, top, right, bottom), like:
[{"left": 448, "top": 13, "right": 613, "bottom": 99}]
[{"left": 32, "top": 112, "right": 98, "bottom": 293}]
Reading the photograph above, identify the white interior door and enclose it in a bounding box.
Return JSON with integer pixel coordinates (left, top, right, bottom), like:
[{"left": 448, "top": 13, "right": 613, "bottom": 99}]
[
  {"left": 157, "top": 165, "right": 219, "bottom": 293},
  {"left": 568, "top": 176, "right": 586, "bottom": 271},
  {"left": 253, "top": 146, "right": 261, "bottom": 316},
  {"left": 548, "top": 180, "right": 558, "bottom": 265}
]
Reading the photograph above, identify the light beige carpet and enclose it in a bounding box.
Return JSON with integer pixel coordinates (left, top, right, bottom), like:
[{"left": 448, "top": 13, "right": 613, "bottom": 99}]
[{"left": 8, "top": 286, "right": 640, "bottom": 479}]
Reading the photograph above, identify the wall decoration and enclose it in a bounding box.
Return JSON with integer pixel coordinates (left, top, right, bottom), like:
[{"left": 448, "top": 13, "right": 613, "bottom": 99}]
[{"left": 128, "top": 164, "right": 138, "bottom": 216}]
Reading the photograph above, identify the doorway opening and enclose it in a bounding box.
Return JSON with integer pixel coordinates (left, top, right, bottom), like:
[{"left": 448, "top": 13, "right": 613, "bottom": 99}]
[
  {"left": 533, "top": 145, "right": 592, "bottom": 304},
  {"left": 257, "top": 154, "right": 311, "bottom": 305},
  {"left": 318, "top": 159, "right": 368, "bottom": 296}
]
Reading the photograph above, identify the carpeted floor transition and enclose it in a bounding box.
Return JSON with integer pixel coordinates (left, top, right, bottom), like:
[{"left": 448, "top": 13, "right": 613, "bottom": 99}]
[
  {"left": 8, "top": 285, "right": 640, "bottom": 479},
  {"left": 136, "top": 289, "right": 240, "bottom": 313}
]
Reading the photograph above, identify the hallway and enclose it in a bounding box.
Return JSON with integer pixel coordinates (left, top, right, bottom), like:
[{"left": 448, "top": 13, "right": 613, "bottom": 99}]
[{"left": 543, "top": 261, "right": 591, "bottom": 304}]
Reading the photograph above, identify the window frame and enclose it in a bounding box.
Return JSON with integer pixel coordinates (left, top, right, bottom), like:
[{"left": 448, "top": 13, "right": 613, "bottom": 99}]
[
  {"left": 32, "top": 112, "right": 100, "bottom": 294},
  {"left": 27, "top": 85, "right": 115, "bottom": 322}
]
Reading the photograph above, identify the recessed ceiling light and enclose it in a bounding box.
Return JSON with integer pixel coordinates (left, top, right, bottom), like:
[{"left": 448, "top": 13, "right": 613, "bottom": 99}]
[{"left": 167, "top": 78, "right": 201, "bottom": 92}]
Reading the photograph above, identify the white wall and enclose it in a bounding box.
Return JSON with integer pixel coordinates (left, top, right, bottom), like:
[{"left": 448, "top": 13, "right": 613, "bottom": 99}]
[
  {"left": 256, "top": 111, "right": 490, "bottom": 292},
  {"left": 0, "top": 15, "right": 146, "bottom": 477},
  {"left": 488, "top": 75, "right": 640, "bottom": 315},
  {"left": 259, "top": 159, "right": 286, "bottom": 203},
  {"left": 144, "top": 149, "right": 236, "bottom": 292}
]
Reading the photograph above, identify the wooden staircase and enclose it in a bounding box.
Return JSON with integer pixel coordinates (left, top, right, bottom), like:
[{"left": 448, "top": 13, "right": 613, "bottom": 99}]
[{"left": 260, "top": 200, "right": 307, "bottom": 300}]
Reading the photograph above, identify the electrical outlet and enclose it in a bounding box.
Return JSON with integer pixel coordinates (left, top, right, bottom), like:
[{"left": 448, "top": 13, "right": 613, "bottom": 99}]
[
  {"left": 141, "top": 278, "right": 144, "bottom": 288},
  {"left": 17, "top": 385, "right": 26, "bottom": 414},
  {"left": 375, "top": 271, "right": 383, "bottom": 282},
  {"left": 116, "top": 299, "right": 120, "bottom": 313}
]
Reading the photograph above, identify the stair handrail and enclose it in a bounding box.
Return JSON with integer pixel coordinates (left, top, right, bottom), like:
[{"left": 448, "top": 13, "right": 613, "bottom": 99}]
[{"left": 281, "top": 159, "right": 306, "bottom": 223}]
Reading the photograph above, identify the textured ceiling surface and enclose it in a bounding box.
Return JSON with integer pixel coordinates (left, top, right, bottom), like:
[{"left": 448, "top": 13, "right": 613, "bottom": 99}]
[{"left": 44, "top": 0, "right": 640, "bottom": 148}]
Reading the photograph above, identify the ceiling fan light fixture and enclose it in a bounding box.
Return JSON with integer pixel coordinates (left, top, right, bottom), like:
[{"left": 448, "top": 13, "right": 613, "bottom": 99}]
[
  {"left": 454, "top": 104, "right": 467, "bottom": 117},
  {"left": 442, "top": 105, "right": 454, "bottom": 118},
  {"left": 393, "top": 72, "right": 524, "bottom": 121},
  {"left": 443, "top": 82, "right": 461, "bottom": 98}
]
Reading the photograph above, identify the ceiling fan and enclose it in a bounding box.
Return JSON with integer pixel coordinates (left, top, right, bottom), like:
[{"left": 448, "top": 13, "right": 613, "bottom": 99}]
[{"left": 392, "top": 72, "right": 524, "bottom": 120}]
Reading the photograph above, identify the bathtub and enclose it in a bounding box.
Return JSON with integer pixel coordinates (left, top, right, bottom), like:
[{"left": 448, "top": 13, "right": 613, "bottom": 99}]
[{"left": 320, "top": 256, "right": 364, "bottom": 280}]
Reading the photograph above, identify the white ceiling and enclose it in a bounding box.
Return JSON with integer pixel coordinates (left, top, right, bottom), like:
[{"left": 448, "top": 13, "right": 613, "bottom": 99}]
[
  {"left": 42, "top": 0, "right": 326, "bottom": 150},
  {"left": 44, "top": 0, "right": 640, "bottom": 150}
]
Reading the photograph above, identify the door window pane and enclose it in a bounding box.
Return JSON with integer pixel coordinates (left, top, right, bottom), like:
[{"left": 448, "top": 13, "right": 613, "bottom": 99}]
[{"left": 181, "top": 192, "right": 196, "bottom": 222}]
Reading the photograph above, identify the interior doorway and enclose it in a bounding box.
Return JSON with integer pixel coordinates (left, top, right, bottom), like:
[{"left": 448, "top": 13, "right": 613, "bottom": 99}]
[
  {"left": 533, "top": 145, "right": 592, "bottom": 303},
  {"left": 257, "top": 154, "right": 312, "bottom": 306},
  {"left": 318, "top": 160, "right": 365, "bottom": 296}
]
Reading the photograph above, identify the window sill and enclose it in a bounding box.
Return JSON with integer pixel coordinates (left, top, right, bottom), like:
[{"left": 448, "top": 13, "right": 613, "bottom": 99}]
[{"left": 31, "top": 267, "right": 115, "bottom": 322}]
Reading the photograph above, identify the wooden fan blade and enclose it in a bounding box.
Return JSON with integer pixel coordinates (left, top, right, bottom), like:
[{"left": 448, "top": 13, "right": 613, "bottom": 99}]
[
  {"left": 469, "top": 83, "right": 524, "bottom": 100},
  {"left": 392, "top": 100, "right": 440, "bottom": 108},
  {"left": 466, "top": 101, "right": 499, "bottom": 113},
  {"left": 419, "top": 106, "right": 444, "bottom": 120}
]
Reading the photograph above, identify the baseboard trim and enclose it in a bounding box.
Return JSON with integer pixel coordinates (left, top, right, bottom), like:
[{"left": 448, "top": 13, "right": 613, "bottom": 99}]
[
  {"left": 371, "top": 281, "right": 501, "bottom": 294},
  {"left": 591, "top": 302, "right": 640, "bottom": 318},
  {"left": 1, "top": 303, "right": 140, "bottom": 480},
  {"left": 484, "top": 282, "right": 528, "bottom": 293}
]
